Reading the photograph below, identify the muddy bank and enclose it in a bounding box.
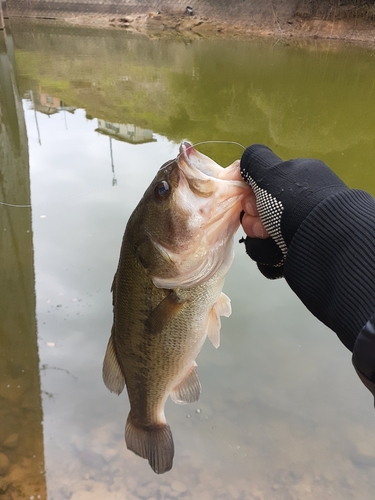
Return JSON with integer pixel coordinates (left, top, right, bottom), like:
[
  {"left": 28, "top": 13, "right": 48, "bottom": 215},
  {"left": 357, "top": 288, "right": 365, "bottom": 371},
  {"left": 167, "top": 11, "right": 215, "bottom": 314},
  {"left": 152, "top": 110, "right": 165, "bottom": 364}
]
[
  {"left": 57, "top": 9, "right": 375, "bottom": 45},
  {"left": 6, "top": 0, "right": 375, "bottom": 45}
]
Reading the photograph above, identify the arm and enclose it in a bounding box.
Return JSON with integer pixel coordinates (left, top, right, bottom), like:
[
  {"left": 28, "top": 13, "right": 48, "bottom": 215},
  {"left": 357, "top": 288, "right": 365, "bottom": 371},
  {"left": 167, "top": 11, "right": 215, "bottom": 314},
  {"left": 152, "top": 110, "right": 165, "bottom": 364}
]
[{"left": 240, "top": 144, "right": 375, "bottom": 403}]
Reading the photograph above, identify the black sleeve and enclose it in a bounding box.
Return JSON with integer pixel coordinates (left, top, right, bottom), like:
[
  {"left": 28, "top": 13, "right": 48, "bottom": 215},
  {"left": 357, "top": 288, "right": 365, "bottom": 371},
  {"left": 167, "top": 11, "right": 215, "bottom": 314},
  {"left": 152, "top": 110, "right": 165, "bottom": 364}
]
[
  {"left": 353, "top": 314, "right": 375, "bottom": 403},
  {"left": 284, "top": 189, "right": 375, "bottom": 354}
]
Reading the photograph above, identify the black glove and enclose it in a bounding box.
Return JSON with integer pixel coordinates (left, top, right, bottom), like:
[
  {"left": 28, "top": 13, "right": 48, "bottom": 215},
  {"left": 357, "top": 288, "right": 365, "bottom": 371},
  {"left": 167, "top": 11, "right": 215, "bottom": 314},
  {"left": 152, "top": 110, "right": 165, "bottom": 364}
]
[
  {"left": 240, "top": 144, "right": 375, "bottom": 404},
  {"left": 239, "top": 144, "right": 348, "bottom": 278}
]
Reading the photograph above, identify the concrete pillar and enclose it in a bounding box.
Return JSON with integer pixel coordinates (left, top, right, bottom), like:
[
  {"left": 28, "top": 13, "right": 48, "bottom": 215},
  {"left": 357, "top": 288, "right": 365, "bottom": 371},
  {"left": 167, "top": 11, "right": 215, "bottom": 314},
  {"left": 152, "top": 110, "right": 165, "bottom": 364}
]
[
  {"left": 0, "top": 2, "right": 4, "bottom": 30},
  {"left": 0, "top": 31, "right": 47, "bottom": 500}
]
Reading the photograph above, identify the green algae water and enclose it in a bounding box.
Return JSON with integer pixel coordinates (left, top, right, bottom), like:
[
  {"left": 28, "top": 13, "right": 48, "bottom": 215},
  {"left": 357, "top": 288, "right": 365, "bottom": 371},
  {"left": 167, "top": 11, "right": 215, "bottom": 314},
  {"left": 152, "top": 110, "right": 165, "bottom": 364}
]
[{"left": 2, "top": 20, "right": 375, "bottom": 500}]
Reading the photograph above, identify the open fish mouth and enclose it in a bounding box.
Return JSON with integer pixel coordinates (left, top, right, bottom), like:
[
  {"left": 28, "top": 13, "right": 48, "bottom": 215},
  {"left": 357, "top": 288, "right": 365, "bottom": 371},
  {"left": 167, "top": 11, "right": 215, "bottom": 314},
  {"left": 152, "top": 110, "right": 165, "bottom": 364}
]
[
  {"left": 150, "top": 142, "right": 250, "bottom": 290},
  {"left": 178, "top": 141, "right": 246, "bottom": 185},
  {"left": 176, "top": 141, "right": 248, "bottom": 227}
]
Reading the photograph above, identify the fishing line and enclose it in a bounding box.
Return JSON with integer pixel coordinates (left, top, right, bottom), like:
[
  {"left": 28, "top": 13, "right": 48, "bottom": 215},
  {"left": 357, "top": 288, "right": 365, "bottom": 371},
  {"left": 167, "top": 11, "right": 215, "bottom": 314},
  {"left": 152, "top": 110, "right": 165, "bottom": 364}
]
[
  {"left": 157, "top": 140, "right": 246, "bottom": 174},
  {"left": 191, "top": 139, "right": 245, "bottom": 151},
  {"left": 0, "top": 185, "right": 117, "bottom": 209},
  {"left": 0, "top": 140, "right": 246, "bottom": 209}
]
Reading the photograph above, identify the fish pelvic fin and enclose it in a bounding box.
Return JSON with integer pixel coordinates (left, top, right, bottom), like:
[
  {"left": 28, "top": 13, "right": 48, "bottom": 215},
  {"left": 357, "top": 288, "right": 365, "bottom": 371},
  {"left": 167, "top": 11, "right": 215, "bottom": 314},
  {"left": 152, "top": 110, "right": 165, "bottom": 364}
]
[
  {"left": 102, "top": 332, "right": 125, "bottom": 395},
  {"left": 125, "top": 414, "right": 174, "bottom": 474},
  {"left": 170, "top": 365, "right": 201, "bottom": 404}
]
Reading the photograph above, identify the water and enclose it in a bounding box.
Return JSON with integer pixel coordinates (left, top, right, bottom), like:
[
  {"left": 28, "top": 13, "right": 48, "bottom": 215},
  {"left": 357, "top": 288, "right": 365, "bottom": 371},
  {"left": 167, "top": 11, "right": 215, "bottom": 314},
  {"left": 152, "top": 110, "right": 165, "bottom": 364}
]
[{"left": 2, "top": 20, "right": 375, "bottom": 500}]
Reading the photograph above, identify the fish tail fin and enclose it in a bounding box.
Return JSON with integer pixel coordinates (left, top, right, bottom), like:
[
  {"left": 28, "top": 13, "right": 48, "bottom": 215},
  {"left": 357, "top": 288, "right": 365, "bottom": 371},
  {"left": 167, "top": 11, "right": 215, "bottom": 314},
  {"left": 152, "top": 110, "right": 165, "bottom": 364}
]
[{"left": 125, "top": 413, "right": 174, "bottom": 474}]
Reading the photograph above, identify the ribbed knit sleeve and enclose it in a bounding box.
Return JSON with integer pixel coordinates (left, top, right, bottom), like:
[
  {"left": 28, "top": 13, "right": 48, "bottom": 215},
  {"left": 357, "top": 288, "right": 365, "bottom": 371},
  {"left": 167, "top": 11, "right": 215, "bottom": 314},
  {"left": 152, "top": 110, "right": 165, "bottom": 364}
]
[
  {"left": 352, "top": 314, "right": 375, "bottom": 397},
  {"left": 284, "top": 189, "right": 375, "bottom": 352}
]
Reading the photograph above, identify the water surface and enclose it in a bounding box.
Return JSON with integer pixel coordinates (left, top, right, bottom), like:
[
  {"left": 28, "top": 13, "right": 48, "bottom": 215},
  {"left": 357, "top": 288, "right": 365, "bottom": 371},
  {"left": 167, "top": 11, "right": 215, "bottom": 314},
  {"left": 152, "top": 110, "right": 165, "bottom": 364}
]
[{"left": 2, "top": 21, "right": 375, "bottom": 500}]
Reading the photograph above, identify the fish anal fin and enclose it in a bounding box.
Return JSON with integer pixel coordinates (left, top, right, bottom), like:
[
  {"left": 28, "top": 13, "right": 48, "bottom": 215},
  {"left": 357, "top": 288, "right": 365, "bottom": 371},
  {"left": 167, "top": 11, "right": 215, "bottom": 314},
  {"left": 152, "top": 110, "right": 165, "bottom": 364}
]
[
  {"left": 145, "top": 291, "right": 185, "bottom": 335},
  {"left": 102, "top": 332, "right": 125, "bottom": 395},
  {"left": 125, "top": 414, "right": 174, "bottom": 474},
  {"left": 207, "top": 293, "right": 232, "bottom": 349},
  {"left": 170, "top": 365, "right": 201, "bottom": 404}
]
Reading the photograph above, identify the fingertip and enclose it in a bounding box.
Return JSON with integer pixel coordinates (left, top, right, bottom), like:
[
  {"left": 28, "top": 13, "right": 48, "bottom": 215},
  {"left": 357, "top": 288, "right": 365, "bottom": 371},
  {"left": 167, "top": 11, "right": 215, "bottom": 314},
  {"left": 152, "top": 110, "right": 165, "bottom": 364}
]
[
  {"left": 241, "top": 191, "right": 258, "bottom": 216},
  {"left": 230, "top": 165, "right": 243, "bottom": 181},
  {"left": 241, "top": 213, "right": 269, "bottom": 239},
  {"left": 253, "top": 221, "right": 269, "bottom": 239},
  {"left": 245, "top": 197, "right": 258, "bottom": 217},
  {"left": 240, "top": 213, "right": 255, "bottom": 238}
]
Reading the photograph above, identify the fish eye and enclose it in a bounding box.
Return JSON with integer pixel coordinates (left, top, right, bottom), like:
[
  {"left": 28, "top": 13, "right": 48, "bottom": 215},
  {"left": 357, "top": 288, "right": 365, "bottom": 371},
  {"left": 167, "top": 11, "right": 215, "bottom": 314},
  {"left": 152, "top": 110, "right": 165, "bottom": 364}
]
[{"left": 154, "top": 180, "right": 171, "bottom": 202}]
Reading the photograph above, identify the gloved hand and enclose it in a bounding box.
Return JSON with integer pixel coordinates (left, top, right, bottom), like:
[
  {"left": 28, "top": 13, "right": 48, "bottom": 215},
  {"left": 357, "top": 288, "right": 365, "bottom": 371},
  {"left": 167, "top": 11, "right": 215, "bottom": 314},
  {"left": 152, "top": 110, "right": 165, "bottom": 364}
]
[{"left": 239, "top": 144, "right": 348, "bottom": 278}]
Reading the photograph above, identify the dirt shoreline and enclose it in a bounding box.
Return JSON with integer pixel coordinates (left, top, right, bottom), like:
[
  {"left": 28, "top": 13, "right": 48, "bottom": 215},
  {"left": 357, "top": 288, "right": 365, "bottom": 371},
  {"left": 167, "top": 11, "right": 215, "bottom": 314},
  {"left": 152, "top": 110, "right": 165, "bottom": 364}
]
[{"left": 59, "top": 10, "right": 375, "bottom": 46}]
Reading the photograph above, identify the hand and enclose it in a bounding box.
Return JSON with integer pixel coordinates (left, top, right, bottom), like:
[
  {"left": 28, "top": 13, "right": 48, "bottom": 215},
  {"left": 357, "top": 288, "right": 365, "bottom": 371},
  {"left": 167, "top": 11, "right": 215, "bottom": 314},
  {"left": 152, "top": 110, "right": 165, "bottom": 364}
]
[
  {"left": 239, "top": 144, "right": 348, "bottom": 278},
  {"left": 241, "top": 190, "right": 269, "bottom": 239},
  {"left": 241, "top": 191, "right": 285, "bottom": 279}
]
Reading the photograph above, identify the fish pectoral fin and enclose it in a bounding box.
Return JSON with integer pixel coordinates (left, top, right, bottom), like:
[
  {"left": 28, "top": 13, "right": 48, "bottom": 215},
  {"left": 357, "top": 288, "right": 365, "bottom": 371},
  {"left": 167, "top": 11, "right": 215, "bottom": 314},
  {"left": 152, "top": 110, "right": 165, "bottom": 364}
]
[
  {"left": 207, "top": 306, "right": 221, "bottom": 349},
  {"left": 145, "top": 291, "right": 186, "bottom": 335},
  {"left": 170, "top": 365, "right": 201, "bottom": 404},
  {"left": 102, "top": 332, "right": 125, "bottom": 395},
  {"left": 207, "top": 293, "right": 232, "bottom": 349},
  {"left": 216, "top": 292, "right": 232, "bottom": 317},
  {"left": 125, "top": 414, "right": 174, "bottom": 474}
]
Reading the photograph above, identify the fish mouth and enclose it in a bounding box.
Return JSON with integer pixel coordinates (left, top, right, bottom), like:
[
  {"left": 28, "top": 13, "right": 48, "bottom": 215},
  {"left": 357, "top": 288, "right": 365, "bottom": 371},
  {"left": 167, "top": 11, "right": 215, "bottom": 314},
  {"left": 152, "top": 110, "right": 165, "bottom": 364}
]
[
  {"left": 178, "top": 141, "right": 245, "bottom": 184},
  {"left": 177, "top": 141, "right": 248, "bottom": 225},
  {"left": 150, "top": 142, "right": 250, "bottom": 290}
]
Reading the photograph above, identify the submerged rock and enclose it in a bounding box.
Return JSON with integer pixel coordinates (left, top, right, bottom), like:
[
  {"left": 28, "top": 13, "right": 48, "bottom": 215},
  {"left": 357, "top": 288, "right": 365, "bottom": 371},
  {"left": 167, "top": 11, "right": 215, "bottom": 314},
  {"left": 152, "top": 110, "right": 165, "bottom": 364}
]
[
  {"left": 3, "top": 434, "right": 18, "bottom": 449},
  {"left": 0, "top": 453, "right": 10, "bottom": 476}
]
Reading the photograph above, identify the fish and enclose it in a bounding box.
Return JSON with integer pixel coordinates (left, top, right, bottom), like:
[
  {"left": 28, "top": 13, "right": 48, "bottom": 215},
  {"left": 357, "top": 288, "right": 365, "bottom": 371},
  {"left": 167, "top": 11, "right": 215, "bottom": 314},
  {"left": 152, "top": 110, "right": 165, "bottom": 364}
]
[{"left": 102, "top": 141, "right": 249, "bottom": 474}]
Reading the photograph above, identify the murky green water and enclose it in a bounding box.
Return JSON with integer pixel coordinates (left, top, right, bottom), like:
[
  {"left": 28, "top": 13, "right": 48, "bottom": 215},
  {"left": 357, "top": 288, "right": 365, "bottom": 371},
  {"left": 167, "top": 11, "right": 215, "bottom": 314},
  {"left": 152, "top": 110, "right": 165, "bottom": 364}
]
[{"left": 2, "top": 20, "right": 375, "bottom": 500}]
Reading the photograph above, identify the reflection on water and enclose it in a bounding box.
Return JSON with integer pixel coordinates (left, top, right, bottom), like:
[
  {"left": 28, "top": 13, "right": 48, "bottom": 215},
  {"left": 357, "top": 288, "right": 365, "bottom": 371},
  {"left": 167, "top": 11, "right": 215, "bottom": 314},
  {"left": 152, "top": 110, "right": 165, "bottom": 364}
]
[
  {"left": 0, "top": 29, "right": 46, "bottom": 499},
  {"left": 1, "top": 20, "right": 375, "bottom": 499},
  {"left": 96, "top": 119, "right": 155, "bottom": 145}
]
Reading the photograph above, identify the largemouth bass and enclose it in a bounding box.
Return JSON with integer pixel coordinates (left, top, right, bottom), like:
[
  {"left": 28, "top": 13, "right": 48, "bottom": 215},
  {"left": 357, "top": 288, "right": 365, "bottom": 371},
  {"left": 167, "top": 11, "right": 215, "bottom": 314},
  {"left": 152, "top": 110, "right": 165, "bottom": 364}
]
[{"left": 103, "top": 142, "right": 248, "bottom": 474}]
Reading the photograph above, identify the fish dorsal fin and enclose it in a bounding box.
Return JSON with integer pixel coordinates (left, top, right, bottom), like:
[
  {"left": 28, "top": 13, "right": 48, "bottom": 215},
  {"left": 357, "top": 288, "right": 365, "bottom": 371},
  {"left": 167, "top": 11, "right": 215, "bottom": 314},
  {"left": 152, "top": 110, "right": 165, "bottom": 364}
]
[
  {"left": 207, "top": 293, "right": 232, "bottom": 349},
  {"left": 170, "top": 364, "right": 201, "bottom": 404},
  {"left": 102, "top": 332, "right": 125, "bottom": 395}
]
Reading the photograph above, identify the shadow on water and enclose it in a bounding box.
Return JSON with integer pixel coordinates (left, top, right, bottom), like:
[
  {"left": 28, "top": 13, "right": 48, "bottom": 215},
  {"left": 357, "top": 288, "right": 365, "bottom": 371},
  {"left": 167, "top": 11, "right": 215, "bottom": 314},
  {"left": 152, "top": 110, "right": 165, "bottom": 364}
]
[{"left": 0, "top": 28, "right": 46, "bottom": 499}]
